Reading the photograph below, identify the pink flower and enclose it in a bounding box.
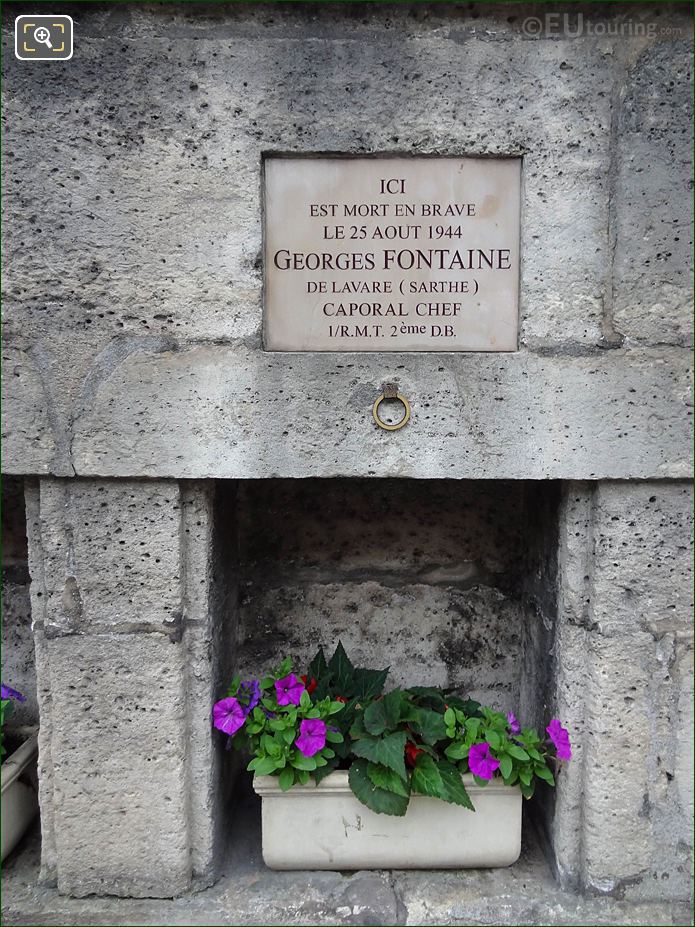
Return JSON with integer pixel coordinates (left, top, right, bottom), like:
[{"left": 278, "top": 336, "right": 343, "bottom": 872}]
[
  {"left": 275, "top": 673, "right": 305, "bottom": 706},
  {"left": 212, "top": 697, "right": 246, "bottom": 736},
  {"left": 295, "top": 718, "right": 326, "bottom": 757},
  {"left": 546, "top": 719, "right": 572, "bottom": 760},
  {"left": 468, "top": 742, "right": 501, "bottom": 780},
  {"left": 507, "top": 711, "right": 521, "bottom": 734}
]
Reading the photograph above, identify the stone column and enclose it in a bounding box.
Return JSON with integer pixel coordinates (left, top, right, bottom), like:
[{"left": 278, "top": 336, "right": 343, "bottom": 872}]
[
  {"left": 549, "top": 481, "right": 693, "bottom": 900},
  {"left": 26, "top": 478, "right": 238, "bottom": 898}
]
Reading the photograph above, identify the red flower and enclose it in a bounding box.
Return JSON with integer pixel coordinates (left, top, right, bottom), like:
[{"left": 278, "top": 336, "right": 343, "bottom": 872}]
[
  {"left": 300, "top": 674, "right": 318, "bottom": 695},
  {"left": 335, "top": 695, "right": 348, "bottom": 703},
  {"left": 405, "top": 741, "right": 424, "bottom": 768}
]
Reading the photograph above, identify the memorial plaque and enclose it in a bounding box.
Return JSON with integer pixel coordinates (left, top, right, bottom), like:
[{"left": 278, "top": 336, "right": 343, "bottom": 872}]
[{"left": 264, "top": 156, "right": 521, "bottom": 352}]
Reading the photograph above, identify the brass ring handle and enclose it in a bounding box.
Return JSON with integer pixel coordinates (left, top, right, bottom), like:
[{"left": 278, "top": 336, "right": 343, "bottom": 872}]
[{"left": 372, "top": 392, "right": 411, "bottom": 431}]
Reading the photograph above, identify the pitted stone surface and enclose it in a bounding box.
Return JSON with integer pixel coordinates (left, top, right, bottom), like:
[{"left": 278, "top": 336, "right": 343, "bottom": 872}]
[
  {"left": 35, "top": 480, "right": 182, "bottom": 636},
  {"left": 235, "top": 479, "right": 526, "bottom": 710},
  {"left": 1, "top": 3, "right": 692, "bottom": 480},
  {"left": 25, "top": 478, "right": 232, "bottom": 897},
  {"left": 548, "top": 481, "right": 694, "bottom": 901}
]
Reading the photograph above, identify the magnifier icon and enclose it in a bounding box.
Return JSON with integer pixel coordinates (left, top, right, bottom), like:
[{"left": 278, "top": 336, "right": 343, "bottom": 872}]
[{"left": 33, "top": 26, "right": 53, "bottom": 49}]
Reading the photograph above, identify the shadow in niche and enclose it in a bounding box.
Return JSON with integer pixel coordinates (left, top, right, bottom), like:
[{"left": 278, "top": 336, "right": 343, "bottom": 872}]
[{"left": 214, "top": 477, "right": 564, "bottom": 890}]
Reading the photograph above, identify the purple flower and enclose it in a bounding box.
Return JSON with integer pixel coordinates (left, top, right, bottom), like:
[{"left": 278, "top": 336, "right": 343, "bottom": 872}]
[
  {"left": 275, "top": 673, "right": 304, "bottom": 706},
  {"left": 546, "top": 719, "right": 572, "bottom": 761},
  {"left": 468, "top": 742, "right": 501, "bottom": 780},
  {"left": 295, "top": 718, "right": 326, "bottom": 757},
  {"left": 1, "top": 684, "right": 26, "bottom": 702},
  {"left": 507, "top": 711, "right": 521, "bottom": 734},
  {"left": 238, "top": 679, "right": 261, "bottom": 715},
  {"left": 212, "top": 697, "right": 246, "bottom": 736}
]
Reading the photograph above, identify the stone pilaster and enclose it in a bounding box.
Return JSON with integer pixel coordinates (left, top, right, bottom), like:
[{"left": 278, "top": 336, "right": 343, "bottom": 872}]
[
  {"left": 549, "top": 481, "right": 693, "bottom": 900},
  {"left": 25, "top": 478, "right": 237, "bottom": 898}
]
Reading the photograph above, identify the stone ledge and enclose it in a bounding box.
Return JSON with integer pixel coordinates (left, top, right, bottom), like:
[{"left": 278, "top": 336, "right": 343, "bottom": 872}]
[{"left": 2, "top": 344, "right": 692, "bottom": 480}]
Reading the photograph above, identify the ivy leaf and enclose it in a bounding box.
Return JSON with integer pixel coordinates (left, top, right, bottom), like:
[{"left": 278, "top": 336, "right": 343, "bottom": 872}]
[
  {"left": 349, "top": 759, "right": 409, "bottom": 816},
  {"left": 411, "top": 754, "right": 445, "bottom": 799},
  {"left": 438, "top": 759, "right": 475, "bottom": 811},
  {"left": 352, "top": 731, "right": 408, "bottom": 780},
  {"left": 366, "top": 762, "right": 409, "bottom": 797},
  {"left": 278, "top": 766, "right": 295, "bottom": 791}
]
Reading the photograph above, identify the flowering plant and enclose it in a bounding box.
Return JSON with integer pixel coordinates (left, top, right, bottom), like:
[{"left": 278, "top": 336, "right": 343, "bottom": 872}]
[
  {"left": 213, "top": 643, "right": 571, "bottom": 816},
  {"left": 1, "top": 683, "right": 27, "bottom": 759}
]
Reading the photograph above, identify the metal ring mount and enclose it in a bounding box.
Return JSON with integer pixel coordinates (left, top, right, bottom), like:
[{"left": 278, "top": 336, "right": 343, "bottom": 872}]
[{"left": 372, "top": 392, "right": 411, "bottom": 431}]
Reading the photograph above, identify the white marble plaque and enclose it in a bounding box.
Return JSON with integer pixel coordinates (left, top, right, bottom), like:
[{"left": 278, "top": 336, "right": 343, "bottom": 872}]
[{"left": 264, "top": 156, "right": 521, "bottom": 352}]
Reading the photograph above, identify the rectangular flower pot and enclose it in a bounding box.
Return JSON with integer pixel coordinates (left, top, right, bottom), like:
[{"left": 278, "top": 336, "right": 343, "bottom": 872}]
[
  {"left": 1, "top": 728, "right": 39, "bottom": 862},
  {"left": 253, "top": 770, "right": 522, "bottom": 870}
]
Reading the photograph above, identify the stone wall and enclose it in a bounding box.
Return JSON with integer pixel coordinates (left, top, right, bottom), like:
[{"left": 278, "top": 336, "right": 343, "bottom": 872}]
[
  {"left": 235, "top": 479, "right": 528, "bottom": 709},
  {"left": 1, "top": 0, "right": 692, "bottom": 907},
  {"left": 1, "top": 2, "right": 692, "bottom": 482}
]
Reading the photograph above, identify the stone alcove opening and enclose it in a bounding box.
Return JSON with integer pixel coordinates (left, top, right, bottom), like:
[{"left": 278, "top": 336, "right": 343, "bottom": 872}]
[{"left": 218, "top": 477, "right": 562, "bottom": 867}]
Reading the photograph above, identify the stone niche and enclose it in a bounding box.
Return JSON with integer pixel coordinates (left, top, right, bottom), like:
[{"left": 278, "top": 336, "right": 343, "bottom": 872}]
[{"left": 235, "top": 478, "right": 549, "bottom": 716}]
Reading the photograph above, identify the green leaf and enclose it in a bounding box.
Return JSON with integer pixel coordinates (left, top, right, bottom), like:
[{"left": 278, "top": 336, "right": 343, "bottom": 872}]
[
  {"left": 328, "top": 641, "right": 354, "bottom": 690},
  {"left": 438, "top": 759, "right": 475, "bottom": 811},
  {"left": 520, "top": 781, "right": 535, "bottom": 799},
  {"left": 352, "top": 667, "right": 390, "bottom": 701},
  {"left": 411, "top": 754, "right": 446, "bottom": 799},
  {"left": 349, "top": 759, "right": 409, "bottom": 816},
  {"left": 410, "top": 707, "right": 447, "bottom": 745},
  {"left": 326, "top": 729, "right": 344, "bottom": 743},
  {"left": 367, "top": 762, "right": 410, "bottom": 798},
  {"left": 278, "top": 766, "right": 295, "bottom": 791},
  {"left": 535, "top": 765, "right": 555, "bottom": 785},
  {"left": 486, "top": 730, "right": 501, "bottom": 750},
  {"left": 519, "top": 767, "right": 532, "bottom": 786},
  {"left": 296, "top": 769, "right": 310, "bottom": 785},
  {"left": 313, "top": 758, "right": 339, "bottom": 784},
  {"left": 250, "top": 755, "right": 280, "bottom": 776},
  {"left": 352, "top": 731, "right": 408, "bottom": 780},
  {"left": 499, "top": 755, "right": 513, "bottom": 779},
  {"left": 308, "top": 647, "right": 328, "bottom": 681},
  {"left": 472, "top": 774, "right": 490, "bottom": 788},
  {"left": 292, "top": 754, "right": 318, "bottom": 771},
  {"left": 444, "top": 708, "right": 456, "bottom": 727},
  {"left": 445, "top": 742, "right": 468, "bottom": 761},
  {"left": 364, "top": 689, "right": 402, "bottom": 735},
  {"left": 507, "top": 745, "right": 530, "bottom": 761},
  {"left": 329, "top": 701, "right": 346, "bottom": 715}
]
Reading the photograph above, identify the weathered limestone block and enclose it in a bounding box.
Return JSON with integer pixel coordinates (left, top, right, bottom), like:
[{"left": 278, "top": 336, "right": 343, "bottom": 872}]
[
  {"left": 613, "top": 39, "right": 694, "bottom": 346},
  {"left": 549, "top": 481, "right": 693, "bottom": 900},
  {"left": 26, "top": 478, "right": 236, "bottom": 898}
]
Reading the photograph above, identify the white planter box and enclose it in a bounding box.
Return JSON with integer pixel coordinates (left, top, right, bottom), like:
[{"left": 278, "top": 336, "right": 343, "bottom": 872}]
[
  {"left": 254, "top": 770, "right": 522, "bottom": 870},
  {"left": 1, "top": 728, "right": 39, "bottom": 862}
]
